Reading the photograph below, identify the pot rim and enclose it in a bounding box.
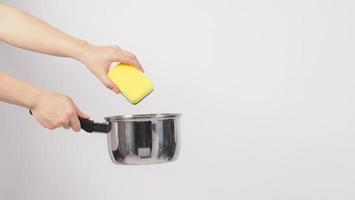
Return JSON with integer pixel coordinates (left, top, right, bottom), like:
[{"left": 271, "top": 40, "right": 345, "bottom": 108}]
[{"left": 105, "top": 113, "right": 182, "bottom": 122}]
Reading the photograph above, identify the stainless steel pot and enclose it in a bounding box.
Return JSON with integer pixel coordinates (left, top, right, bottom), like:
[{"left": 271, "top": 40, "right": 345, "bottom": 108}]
[{"left": 79, "top": 113, "right": 181, "bottom": 165}]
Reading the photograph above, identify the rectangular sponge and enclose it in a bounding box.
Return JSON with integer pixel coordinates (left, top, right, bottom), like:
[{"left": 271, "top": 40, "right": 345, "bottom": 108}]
[{"left": 108, "top": 63, "right": 153, "bottom": 105}]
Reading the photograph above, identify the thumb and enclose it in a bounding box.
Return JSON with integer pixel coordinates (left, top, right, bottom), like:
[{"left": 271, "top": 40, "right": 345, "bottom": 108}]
[
  {"left": 73, "top": 104, "right": 90, "bottom": 119},
  {"left": 99, "top": 72, "right": 120, "bottom": 94}
]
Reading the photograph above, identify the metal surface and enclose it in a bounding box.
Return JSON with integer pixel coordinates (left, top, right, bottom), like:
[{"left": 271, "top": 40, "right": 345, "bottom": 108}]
[
  {"left": 105, "top": 113, "right": 181, "bottom": 122},
  {"left": 105, "top": 113, "right": 181, "bottom": 165}
]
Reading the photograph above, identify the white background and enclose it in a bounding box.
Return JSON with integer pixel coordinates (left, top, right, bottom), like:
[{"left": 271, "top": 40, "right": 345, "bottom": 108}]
[{"left": 1, "top": 0, "right": 355, "bottom": 199}]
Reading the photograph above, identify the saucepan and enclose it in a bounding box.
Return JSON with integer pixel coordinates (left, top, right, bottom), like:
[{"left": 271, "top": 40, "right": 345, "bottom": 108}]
[
  {"left": 79, "top": 113, "right": 181, "bottom": 165},
  {"left": 31, "top": 111, "right": 181, "bottom": 165}
]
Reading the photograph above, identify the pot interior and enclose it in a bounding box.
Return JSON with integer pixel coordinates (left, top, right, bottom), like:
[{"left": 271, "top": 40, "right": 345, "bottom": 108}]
[{"left": 105, "top": 113, "right": 181, "bottom": 122}]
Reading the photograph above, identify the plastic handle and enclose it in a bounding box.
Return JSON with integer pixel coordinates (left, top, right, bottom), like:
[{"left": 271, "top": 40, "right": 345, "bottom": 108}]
[
  {"left": 79, "top": 118, "right": 111, "bottom": 133},
  {"left": 29, "top": 109, "right": 110, "bottom": 133}
]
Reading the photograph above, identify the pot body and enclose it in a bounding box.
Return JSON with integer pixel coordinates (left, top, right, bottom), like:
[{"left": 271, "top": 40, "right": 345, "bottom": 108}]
[{"left": 105, "top": 114, "right": 181, "bottom": 165}]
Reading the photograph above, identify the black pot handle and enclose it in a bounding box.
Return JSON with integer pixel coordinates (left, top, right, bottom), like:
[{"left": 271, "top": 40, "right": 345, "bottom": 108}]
[
  {"left": 29, "top": 109, "right": 111, "bottom": 133},
  {"left": 79, "top": 118, "right": 111, "bottom": 133}
]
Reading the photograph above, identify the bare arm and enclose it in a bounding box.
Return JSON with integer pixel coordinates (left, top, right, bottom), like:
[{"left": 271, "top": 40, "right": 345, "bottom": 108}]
[
  {"left": 0, "top": 4, "right": 143, "bottom": 93},
  {"left": 0, "top": 71, "right": 41, "bottom": 109},
  {"left": 0, "top": 4, "right": 145, "bottom": 131},
  {"left": 0, "top": 71, "right": 89, "bottom": 132},
  {"left": 0, "top": 4, "right": 87, "bottom": 59}
]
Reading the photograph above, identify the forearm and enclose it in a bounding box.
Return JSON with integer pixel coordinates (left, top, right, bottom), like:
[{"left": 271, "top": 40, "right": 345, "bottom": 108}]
[
  {"left": 0, "top": 4, "right": 87, "bottom": 61},
  {"left": 0, "top": 4, "right": 143, "bottom": 94},
  {"left": 0, "top": 71, "right": 43, "bottom": 109}
]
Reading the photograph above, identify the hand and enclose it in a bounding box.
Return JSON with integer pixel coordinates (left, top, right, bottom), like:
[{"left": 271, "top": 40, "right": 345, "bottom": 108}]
[
  {"left": 79, "top": 44, "right": 144, "bottom": 93},
  {"left": 30, "top": 90, "right": 90, "bottom": 132}
]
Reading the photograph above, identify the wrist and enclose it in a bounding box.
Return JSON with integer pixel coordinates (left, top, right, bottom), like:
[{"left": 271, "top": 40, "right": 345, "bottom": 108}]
[
  {"left": 72, "top": 39, "right": 91, "bottom": 65},
  {"left": 26, "top": 87, "right": 46, "bottom": 110}
]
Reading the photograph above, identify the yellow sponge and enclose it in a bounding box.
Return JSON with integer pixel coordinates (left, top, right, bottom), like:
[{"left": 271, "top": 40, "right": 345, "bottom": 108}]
[{"left": 108, "top": 63, "right": 153, "bottom": 104}]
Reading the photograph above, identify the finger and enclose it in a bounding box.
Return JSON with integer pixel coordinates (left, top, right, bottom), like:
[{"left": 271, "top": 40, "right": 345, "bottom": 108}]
[
  {"left": 30, "top": 111, "right": 56, "bottom": 130},
  {"left": 98, "top": 71, "right": 120, "bottom": 93},
  {"left": 45, "top": 124, "right": 57, "bottom": 130},
  {"left": 122, "top": 52, "right": 144, "bottom": 72},
  {"left": 73, "top": 103, "right": 90, "bottom": 119},
  {"left": 62, "top": 122, "right": 70, "bottom": 129},
  {"left": 70, "top": 113, "right": 81, "bottom": 132},
  {"left": 124, "top": 51, "right": 143, "bottom": 71},
  {"left": 34, "top": 115, "right": 56, "bottom": 130},
  {"left": 113, "top": 50, "right": 144, "bottom": 72},
  {"left": 59, "top": 117, "right": 70, "bottom": 129}
]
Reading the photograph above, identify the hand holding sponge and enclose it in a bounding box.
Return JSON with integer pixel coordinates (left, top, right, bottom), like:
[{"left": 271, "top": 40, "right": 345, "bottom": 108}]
[{"left": 108, "top": 63, "right": 153, "bottom": 105}]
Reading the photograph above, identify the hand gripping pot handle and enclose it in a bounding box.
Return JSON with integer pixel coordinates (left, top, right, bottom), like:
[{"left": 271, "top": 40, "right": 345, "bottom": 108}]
[{"left": 29, "top": 109, "right": 111, "bottom": 133}]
